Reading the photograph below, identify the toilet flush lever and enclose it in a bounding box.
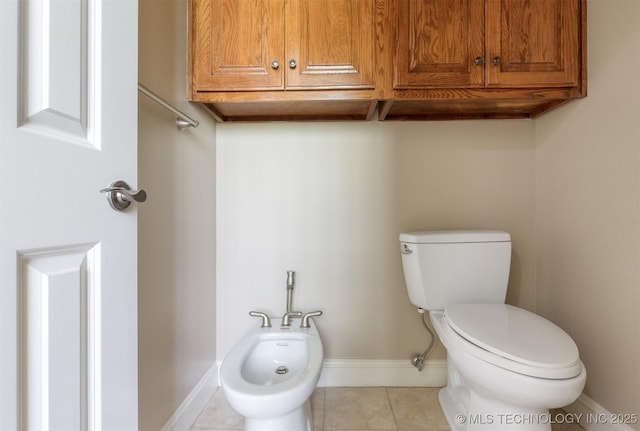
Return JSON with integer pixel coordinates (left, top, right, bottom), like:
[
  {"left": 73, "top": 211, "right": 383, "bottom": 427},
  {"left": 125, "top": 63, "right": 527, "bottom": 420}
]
[
  {"left": 100, "top": 180, "right": 147, "bottom": 211},
  {"left": 401, "top": 244, "right": 413, "bottom": 254}
]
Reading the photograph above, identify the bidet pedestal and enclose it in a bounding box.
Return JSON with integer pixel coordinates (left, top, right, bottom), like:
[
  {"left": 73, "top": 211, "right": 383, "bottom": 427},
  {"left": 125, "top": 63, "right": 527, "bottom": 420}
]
[{"left": 244, "top": 399, "right": 312, "bottom": 431}]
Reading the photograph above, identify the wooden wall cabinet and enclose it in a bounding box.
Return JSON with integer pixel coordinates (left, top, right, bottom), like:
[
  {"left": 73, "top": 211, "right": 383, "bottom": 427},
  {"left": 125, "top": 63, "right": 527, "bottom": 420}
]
[
  {"left": 189, "top": 0, "right": 586, "bottom": 122},
  {"left": 379, "top": 0, "right": 587, "bottom": 120},
  {"left": 189, "top": 0, "right": 379, "bottom": 121}
]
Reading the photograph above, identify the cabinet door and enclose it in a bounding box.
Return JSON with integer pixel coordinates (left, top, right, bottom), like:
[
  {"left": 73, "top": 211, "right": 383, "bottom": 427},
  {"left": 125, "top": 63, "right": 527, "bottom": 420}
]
[
  {"left": 486, "top": 0, "right": 581, "bottom": 87},
  {"left": 285, "top": 0, "right": 375, "bottom": 89},
  {"left": 193, "top": 0, "right": 285, "bottom": 91},
  {"left": 394, "top": 0, "right": 485, "bottom": 88}
]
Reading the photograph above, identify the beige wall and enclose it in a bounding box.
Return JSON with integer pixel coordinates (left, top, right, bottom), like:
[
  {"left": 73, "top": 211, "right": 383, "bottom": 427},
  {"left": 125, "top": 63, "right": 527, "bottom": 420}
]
[
  {"left": 138, "top": 0, "right": 640, "bottom": 427},
  {"left": 535, "top": 0, "right": 640, "bottom": 426},
  {"left": 216, "top": 120, "right": 536, "bottom": 361},
  {"left": 138, "top": 0, "right": 217, "bottom": 429}
]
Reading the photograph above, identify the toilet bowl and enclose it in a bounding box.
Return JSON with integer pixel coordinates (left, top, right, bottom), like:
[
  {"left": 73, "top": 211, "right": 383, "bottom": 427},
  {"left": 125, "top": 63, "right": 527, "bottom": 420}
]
[
  {"left": 431, "top": 306, "right": 586, "bottom": 431},
  {"left": 220, "top": 320, "right": 323, "bottom": 431}
]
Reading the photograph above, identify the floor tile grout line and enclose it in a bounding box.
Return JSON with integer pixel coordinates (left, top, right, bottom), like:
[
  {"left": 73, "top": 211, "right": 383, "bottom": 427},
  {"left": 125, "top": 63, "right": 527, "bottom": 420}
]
[
  {"left": 384, "top": 387, "right": 399, "bottom": 430},
  {"left": 319, "top": 387, "right": 326, "bottom": 430}
]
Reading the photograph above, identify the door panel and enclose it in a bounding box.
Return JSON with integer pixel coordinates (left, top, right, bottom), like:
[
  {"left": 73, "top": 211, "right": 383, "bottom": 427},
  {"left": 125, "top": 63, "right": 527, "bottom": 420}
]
[
  {"left": 486, "top": 0, "right": 581, "bottom": 87},
  {"left": 194, "top": 0, "right": 285, "bottom": 91},
  {"left": 286, "top": 0, "right": 375, "bottom": 89},
  {"left": 21, "top": 0, "right": 93, "bottom": 144},
  {"left": 0, "top": 0, "right": 139, "bottom": 429},
  {"left": 19, "top": 244, "right": 99, "bottom": 430},
  {"left": 394, "top": 0, "right": 485, "bottom": 88}
]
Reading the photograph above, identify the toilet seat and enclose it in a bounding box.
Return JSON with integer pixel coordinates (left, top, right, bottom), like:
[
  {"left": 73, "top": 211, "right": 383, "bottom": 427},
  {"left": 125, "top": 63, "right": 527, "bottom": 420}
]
[{"left": 444, "top": 304, "right": 582, "bottom": 379}]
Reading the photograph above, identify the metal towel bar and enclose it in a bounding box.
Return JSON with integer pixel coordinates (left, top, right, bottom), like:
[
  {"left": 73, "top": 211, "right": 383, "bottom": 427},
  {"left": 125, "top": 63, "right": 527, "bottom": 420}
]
[{"left": 138, "top": 83, "right": 199, "bottom": 131}]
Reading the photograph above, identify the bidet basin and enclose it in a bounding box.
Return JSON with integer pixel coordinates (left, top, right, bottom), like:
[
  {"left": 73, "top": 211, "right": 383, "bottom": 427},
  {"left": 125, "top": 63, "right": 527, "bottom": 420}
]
[
  {"left": 241, "top": 335, "right": 308, "bottom": 385},
  {"left": 220, "top": 319, "right": 323, "bottom": 430}
]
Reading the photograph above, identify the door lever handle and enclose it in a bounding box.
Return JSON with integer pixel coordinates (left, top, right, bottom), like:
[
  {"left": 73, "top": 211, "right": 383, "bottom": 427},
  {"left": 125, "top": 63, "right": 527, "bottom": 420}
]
[
  {"left": 101, "top": 186, "right": 147, "bottom": 202},
  {"left": 101, "top": 180, "right": 147, "bottom": 211}
]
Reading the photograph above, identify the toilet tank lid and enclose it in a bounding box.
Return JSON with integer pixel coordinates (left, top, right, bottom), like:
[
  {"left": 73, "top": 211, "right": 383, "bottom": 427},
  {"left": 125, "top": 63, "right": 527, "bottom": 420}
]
[{"left": 399, "top": 230, "right": 511, "bottom": 244}]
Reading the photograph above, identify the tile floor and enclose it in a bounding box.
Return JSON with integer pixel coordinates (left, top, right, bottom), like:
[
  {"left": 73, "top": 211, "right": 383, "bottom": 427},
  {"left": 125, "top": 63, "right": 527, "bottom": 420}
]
[{"left": 190, "top": 387, "right": 585, "bottom": 431}]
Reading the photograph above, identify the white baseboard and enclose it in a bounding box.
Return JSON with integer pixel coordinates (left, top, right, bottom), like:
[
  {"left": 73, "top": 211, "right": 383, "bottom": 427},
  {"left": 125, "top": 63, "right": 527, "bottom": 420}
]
[
  {"left": 317, "top": 359, "right": 447, "bottom": 387},
  {"left": 160, "top": 363, "right": 219, "bottom": 431},
  {"left": 564, "top": 393, "right": 638, "bottom": 431}
]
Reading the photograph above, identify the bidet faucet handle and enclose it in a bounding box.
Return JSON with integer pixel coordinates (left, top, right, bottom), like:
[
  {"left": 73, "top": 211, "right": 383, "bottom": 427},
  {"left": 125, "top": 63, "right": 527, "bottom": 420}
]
[
  {"left": 300, "top": 311, "right": 323, "bottom": 328},
  {"left": 281, "top": 311, "right": 303, "bottom": 327},
  {"left": 249, "top": 311, "right": 272, "bottom": 328}
]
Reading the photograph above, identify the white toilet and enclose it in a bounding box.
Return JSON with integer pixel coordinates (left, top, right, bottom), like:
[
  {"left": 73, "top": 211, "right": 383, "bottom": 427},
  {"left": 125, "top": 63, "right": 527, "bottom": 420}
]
[
  {"left": 220, "top": 318, "right": 323, "bottom": 431},
  {"left": 399, "top": 230, "right": 586, "bottom": 431}
]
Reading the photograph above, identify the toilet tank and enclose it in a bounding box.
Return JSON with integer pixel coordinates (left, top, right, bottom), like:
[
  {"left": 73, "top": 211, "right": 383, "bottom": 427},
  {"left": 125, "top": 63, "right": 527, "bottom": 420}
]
[{"left": 399, "top": 230, "right": 511, "bottom": 311}]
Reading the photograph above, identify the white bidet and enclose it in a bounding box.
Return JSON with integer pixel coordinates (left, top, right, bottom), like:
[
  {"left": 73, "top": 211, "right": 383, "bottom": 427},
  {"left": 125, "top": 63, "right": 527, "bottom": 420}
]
[{"left": 220, "top": 320, "right": 323, "bottom": 431}]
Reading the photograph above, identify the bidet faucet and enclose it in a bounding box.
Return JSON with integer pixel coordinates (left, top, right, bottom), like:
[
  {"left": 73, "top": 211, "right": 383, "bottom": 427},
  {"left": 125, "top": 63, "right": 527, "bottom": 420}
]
[
  {"left": 249, "top": 311, "right": 271, "bottom": 328},
  {"left": 281, "top": 311, "right": 302, "bottom": 328},
  {"left": 300, "top": 311, "right": 323, "bottom": 328},
  {"left": 286, "top": 270, "right": 295, "bottom": 314}
]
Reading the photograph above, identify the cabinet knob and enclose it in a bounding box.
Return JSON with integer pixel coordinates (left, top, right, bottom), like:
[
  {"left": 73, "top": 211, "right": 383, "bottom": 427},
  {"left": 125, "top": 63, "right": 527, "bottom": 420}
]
[
  {"left": 474, "top": 56, "right": 484, "bottom": 65},
  {"left": 492, "top": 56, "right": 502, "bottom": 66},
  {"left": 271, "top": 60, "right": 280, "bottom": 70},
  {"left": 288, "top": 59, "right": 297, "bottom": 69}
]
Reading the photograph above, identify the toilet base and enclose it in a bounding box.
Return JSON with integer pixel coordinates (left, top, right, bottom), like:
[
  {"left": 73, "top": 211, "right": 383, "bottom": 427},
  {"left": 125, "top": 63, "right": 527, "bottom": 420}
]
[
  {"left": 244, "top": 399, "right": 312, "bottom": 431},
  {"left": 437, "top": 350, "right": 553, "bottom": 431},
  {"left": 439, "top": 386, "right": 553, "bottom": 431}
]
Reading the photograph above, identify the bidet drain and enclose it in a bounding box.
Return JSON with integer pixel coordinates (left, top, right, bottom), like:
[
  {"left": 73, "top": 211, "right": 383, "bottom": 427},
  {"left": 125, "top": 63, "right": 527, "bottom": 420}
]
[{"left": 275, "top": 366, "right": 289, "bottom": 375}]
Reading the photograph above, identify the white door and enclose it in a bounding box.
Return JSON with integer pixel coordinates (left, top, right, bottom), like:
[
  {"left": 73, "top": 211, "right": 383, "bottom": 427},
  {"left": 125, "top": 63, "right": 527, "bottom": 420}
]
[{"left": 0, "top": 0, "right": 139, "bottom": 429}]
